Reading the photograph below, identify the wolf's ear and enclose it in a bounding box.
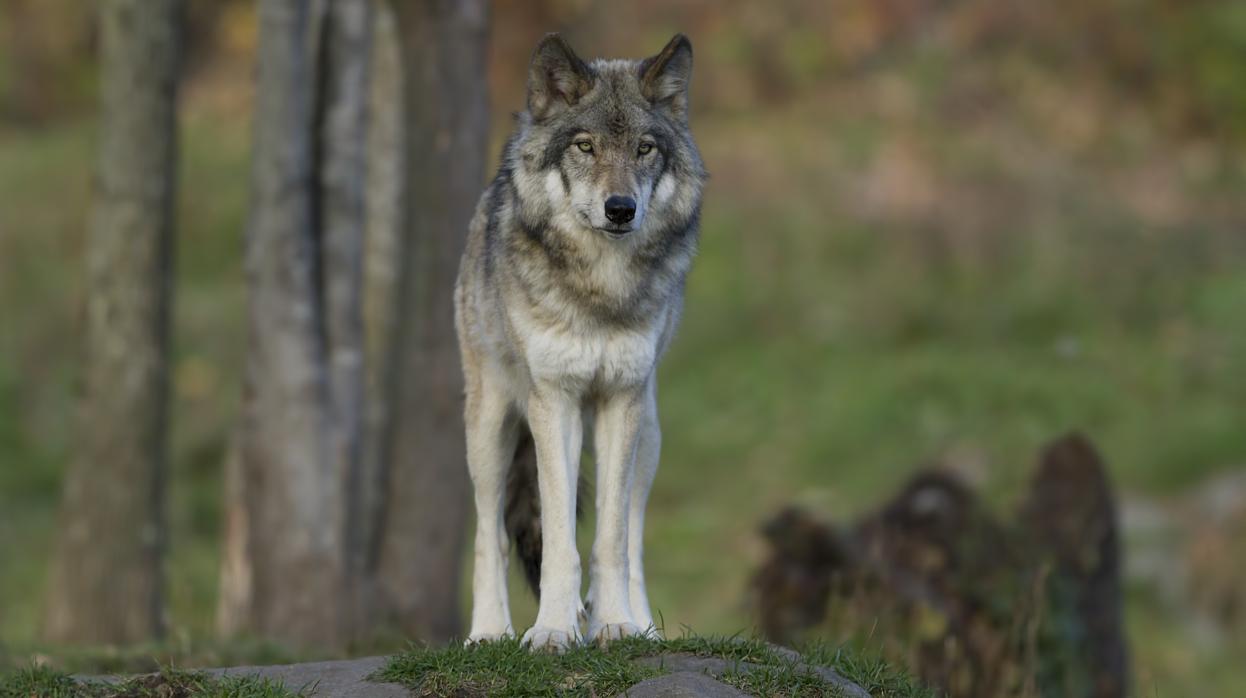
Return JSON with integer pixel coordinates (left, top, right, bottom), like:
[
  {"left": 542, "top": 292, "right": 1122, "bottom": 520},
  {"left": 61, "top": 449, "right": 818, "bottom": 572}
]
[
  {"left": 527, "top": 33, "right": 593, "bottom": 121},
  {"left": 640, "top": 34, "right": 693, "bottom": 120}
]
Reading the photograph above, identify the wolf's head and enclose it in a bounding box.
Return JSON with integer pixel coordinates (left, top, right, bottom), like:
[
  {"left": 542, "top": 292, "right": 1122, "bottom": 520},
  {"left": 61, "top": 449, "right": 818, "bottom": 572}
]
[{"left": 513, "top": 33, "right": 704, "bottom": 242}]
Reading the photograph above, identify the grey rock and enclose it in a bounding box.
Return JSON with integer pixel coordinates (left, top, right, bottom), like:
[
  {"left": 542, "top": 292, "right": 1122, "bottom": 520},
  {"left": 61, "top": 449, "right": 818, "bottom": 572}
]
[
  {"left": 636, "top": 654, "right": 745, "bottom": 675},
  {"left": 618, "top": 671, "right": 752, "bottom": 697},
  {"left": 635, "top": 653, "right": 870, "bottom": 698},
  {"left": 805, "top": 665, "right": 873, "bottom": 698},
  {"left": 765, "top": 643, "right": 803, "bottom": 662}
]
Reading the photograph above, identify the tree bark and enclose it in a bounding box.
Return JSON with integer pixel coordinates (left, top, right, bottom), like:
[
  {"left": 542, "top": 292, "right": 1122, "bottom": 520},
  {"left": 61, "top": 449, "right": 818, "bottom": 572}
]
[
  {"left": 215, "top": 434, "right": 251, "bottom": 636},
  {"left": 372, "top": 0, "right": 490, "bottom": 643},
  {"left": 318, "top": 0, "right": 373, "bottom": 641},
  {"left": 222, "top": 0, "right": 372, "bottom": 649},
  {"left": 43, "top": 0, "right": 182, "bottom": 645},
  {"left": 238, "top": 0, "right": 339, "bottom": 645},
  {"left": 357, "top": 0, "right": 404, "bottom": 629}
]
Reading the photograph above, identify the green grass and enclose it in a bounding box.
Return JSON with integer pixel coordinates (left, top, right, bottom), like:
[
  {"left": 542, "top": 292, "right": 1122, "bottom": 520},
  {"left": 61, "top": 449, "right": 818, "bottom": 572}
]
[
  {"left": 376, "top": 634, "right": 934, "bottom": 698},
  {"left": 0, "top": 664, "right": 305, "bottom": 698}
]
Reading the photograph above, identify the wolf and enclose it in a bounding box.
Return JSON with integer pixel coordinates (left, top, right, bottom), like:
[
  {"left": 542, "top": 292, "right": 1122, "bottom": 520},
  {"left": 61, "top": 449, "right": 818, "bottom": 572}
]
[{"left": 454, "top": 32, "right": 705, "bottom": 651}]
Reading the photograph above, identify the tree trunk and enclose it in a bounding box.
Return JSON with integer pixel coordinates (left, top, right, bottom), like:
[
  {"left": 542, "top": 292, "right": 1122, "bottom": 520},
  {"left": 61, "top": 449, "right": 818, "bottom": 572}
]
[
  {"left": 227, "top": 0, "right": 371, "bottom": 648},
  {"left": 43, "top": 0, "right": 182, "bottom": 645},
  {"left": 237, "top": 0, "right": 338, "bottom": 646},
  {"left": 372, "top": 0, "right": 490, "bottom": 643},
  {"left": 222, "top": 0, "right": 372, "bottom": 649}
]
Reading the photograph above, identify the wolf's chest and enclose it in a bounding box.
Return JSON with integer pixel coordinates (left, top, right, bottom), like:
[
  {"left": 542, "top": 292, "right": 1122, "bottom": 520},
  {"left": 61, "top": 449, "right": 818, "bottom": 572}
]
[{"left": 521, "top": 319, "right": 662, "bottom": 392}]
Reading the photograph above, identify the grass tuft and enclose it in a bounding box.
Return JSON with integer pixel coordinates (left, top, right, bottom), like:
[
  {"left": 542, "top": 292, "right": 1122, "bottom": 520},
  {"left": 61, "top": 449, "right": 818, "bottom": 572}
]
[
  {"left": 0, "top": 663, "right": 306, "bottom": 698},
  {"left": 0, "top": 664, "right": 84, "bottom": 698},
  {"left": 800, "top": 642, "right": 941, "bottom": 698}
]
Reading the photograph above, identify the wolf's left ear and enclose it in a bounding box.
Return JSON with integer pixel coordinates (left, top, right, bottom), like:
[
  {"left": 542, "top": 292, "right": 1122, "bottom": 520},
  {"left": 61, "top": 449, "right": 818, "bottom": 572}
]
[{"left": 640, "top": 34, "right": 693, "bottom": 120}]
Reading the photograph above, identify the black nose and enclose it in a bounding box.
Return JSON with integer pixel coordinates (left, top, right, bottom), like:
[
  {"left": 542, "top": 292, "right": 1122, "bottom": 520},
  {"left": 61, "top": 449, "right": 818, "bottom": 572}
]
[{"left": 604, "top": 195, "right": 636, "bottom": 224}]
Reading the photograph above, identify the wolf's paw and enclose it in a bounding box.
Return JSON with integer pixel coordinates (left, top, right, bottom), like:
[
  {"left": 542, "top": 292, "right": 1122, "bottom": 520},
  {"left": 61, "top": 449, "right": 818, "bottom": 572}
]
[
  {"left": 631, "top": 609, "right": 658, "bottom": 638},
  {"left": 587, "top": 620, "right": 642, "bottom": 646},
  {"left": 522, "top": 625, "right": 581, "bottom": 653},
  {"left": 465, "top": 629, "right": 514, "bottom": 646}
]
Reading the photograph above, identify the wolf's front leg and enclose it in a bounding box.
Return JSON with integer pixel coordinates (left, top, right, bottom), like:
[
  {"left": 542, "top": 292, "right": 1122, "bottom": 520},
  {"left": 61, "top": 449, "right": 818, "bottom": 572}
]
[
  {"left": 586, "top": 387, "right": 645, "bottom": 645},
  {"left": 523, "top": 388, "right": 584, "bottom": 651},
  {"left": 464, "top": 375, "right": 519, "bottom": 643},
  {"left": 627, "top": 383, "right": 661, "bottom": 636}
]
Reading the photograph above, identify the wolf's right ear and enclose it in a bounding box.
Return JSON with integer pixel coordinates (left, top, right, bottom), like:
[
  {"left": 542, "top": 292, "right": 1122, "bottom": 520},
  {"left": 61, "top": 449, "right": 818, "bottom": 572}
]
[
  {"left": 640, "top": 34, "right": 693, "bottom": 120},
  {"left": 527, "top": 33, "right": 593, "bottom": 121}
]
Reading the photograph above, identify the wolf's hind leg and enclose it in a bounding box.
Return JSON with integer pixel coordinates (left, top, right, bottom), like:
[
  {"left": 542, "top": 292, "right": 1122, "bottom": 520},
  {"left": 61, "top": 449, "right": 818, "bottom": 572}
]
[
  {"left": 627, "top": 382, "right": 660, "bottom": 637},
  {"left": 465, "top": 373, "right": 519, "bottom": 643}
]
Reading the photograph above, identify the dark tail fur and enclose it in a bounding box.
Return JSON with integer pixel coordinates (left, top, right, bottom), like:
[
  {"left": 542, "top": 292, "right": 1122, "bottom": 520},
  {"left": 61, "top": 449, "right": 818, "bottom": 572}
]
[{"left": 503, "top": 422, "right": 587, "bottom": 599}]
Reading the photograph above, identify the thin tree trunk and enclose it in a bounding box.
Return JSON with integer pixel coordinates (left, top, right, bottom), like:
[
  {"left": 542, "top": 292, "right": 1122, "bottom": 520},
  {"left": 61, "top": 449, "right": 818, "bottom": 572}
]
[
  {"left": 372, "top": 0, "right": 490, "bottom": 643},
  {"left": 357, "top": 0, "right": 403, "bottom": 630},
  {"left": 43, "top": 0, "right": 182, "bottom": 645},
  {"left": 318, "top": 0, "right": 373, "bottom": 641},
  {"left": 222, "top": 0, "right": 371, "bottom": 648},
  {"left": 236, "top": 0, "right": 342, "bottom": 646}
]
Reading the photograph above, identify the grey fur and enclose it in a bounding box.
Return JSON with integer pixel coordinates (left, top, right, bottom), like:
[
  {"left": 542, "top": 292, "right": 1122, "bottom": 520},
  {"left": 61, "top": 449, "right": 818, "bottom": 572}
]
[{"left": 456, "top": 33, "right": 705, "bottom": 649}]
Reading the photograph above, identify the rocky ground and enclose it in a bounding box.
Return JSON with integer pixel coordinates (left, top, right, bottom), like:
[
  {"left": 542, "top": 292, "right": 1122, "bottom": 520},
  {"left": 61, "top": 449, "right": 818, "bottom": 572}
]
[{"left": 83, "top": 645, "right": 878, "bottom": 697}]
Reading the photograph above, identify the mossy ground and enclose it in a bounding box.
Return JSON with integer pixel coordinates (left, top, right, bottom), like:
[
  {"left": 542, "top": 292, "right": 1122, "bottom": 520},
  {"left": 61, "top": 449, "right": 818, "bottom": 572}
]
[
  {"left": 376, "top": 634, "right": 935, "bottom": 698},
  {"left": 0, "top": 635, "right": 929, "bottom": 698}
]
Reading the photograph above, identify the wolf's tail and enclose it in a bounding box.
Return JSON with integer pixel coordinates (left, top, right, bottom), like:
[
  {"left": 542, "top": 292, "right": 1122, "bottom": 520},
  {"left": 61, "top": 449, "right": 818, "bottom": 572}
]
[{"left": 503, "top": 423, "right": 587, "bottom": 599}]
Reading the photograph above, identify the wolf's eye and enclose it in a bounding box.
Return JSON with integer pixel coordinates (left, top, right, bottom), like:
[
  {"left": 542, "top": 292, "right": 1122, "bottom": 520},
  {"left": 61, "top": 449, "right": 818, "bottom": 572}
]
[
  {"left": 575, "top": 141, "right": 594, "bottom": 154},
  {"left": 638, "top": 142, "right": 654, "bottom": 155}
]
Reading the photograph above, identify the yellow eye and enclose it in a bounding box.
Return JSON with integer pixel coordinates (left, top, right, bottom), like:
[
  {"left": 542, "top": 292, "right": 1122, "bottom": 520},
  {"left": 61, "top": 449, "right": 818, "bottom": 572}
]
[
  {"left": 576, "top": 141, "right": 594, "bottom": 153},
  {"left": 638, "top": 142, "right": 654, "bottom": 155}
]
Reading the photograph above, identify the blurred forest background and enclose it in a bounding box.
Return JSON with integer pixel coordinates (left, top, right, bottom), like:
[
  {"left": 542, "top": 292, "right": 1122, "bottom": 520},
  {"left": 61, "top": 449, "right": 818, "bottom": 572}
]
[{"left": 1, "top": 0, "right": 1245, "bottom": 695}]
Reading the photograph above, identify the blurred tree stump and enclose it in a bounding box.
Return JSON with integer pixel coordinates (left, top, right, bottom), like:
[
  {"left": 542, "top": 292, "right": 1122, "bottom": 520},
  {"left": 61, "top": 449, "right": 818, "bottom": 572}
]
[
  {"left": 1020, "top": 434, "right": 1129, "bottom": 698},
  {"left": 753, "top": 433, "right": 1129, "bottom": 698}
]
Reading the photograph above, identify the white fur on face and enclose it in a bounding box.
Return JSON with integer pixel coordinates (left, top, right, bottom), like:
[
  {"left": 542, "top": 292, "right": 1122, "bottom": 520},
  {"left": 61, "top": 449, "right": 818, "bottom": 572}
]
[
  {"left": 568, "top": 175, "right": 603, "bottom": 229},
  {"left": 542, "top": 168, "right": 599, "bottom": 238},
  {"left": 544, "top": 169, "right": 566, "bottom": 205},
  {"left": 652, "top": 173, "right": 677, "bottom": 206}
]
